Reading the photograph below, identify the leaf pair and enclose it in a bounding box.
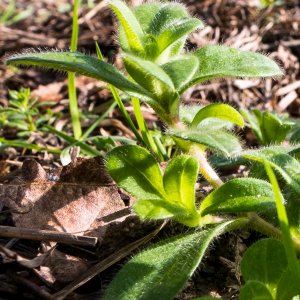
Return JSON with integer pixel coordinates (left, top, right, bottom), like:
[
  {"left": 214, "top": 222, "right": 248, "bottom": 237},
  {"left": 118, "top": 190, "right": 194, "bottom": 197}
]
[
  {"left": 105, "top": 145, "right": 200, "bottom": 227},
  {"left": 171, "top": 103, "right": 244, "bottom": 156},
  {"left": 113, "top": 1, "right": 203, "bottom": 61},
  {"left": 240, "top": 238, "right": 300, "bottom": 300}
]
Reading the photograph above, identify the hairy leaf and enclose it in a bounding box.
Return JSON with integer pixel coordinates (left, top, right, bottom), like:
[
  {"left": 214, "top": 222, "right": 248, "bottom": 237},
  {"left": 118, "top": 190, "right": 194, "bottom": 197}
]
[
  {"left": 276, "top": 260, "right": 300, "bottom": 300},
  {"left": 190, "top": 46, "right": 283, "bottom": 86},
  {"left": 122, "top": 53, "right": 175, "bottom": 109},
  {"left": 161, "top": 56, "right": 199, "bottom": 91},
  {"left": 240, "top": 281, "right": 274, "bottom": 300},
  {"left": 109, "top": 0, "right": 145, "bottom": 55},
  {"left": 156, "top": 18, "right": 203, "bottom": 54},
  {"left": 163, "top": 155, "right": 199, "bottom": 225},
  {"left": 191, "top": 104, "right": 244, "bottom": 129},
  {"left": 243, "top": 150, "right": 300, "bottom": 197},
  {"left": 263, "top": 113, "right": 295, "bottom": 145},
  {"left": 102, "top": 220, "right": 244, "bottom": 300},
  {"left": 132, "top": 199, "right": 188, "bottom": 221},
  {"left": 240, "top": 109, "right": 264, "bottom": 144},
  {"left": 5, "top": 51, "right": 155, "bottom": 104},
  {"left": 199, "top": 178, "right": 275, "bottom": 217},
  {"left": 105, "top": 145, "right": 167, "bottom": 201},
  {"left": 241, "top": 238, "right": 287, "bottom": 298},
  {"left": 170, "top": 128, "right": 242, "bottom": 156}
]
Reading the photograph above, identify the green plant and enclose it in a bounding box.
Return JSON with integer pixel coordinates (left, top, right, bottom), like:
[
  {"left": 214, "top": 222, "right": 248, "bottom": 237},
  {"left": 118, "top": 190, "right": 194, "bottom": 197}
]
[
  {"left": 0, "top": 0, "right": 33, "bottom": 26},
  {"left": 6, "top": 1, "right": 300, "bottom": 299},
  {"left": 0, "top": 87, "right": 58, "bottom": 136},
  {"left": 241, "top": 108, "right": 296, "bottom": 145}
]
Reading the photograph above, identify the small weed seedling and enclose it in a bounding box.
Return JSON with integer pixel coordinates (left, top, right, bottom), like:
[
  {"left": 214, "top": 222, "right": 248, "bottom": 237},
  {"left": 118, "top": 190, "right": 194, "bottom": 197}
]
[
  {"left": 5, "top": 1, "right": 300, "bottom": 299},
  {"left": 0, "top": 87, "right": 58, "bottom": 136}
]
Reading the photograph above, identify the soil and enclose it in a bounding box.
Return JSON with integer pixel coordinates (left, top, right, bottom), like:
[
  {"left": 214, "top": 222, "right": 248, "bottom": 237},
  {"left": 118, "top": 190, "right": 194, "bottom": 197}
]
[{"left": 0, "top": 0, "right": 300, "bottom": 299}]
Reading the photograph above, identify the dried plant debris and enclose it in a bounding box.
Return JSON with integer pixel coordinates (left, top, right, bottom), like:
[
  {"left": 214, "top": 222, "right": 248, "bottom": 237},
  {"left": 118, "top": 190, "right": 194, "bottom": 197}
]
[
  {"left": 34, "top": 248, "right": 90, "bottom": 287},
  {"left": 0, "top": 157, "right": 125, "bottom": 235},
  {"left": 0, "top": 244, "right": 52, "bottom": 268}
]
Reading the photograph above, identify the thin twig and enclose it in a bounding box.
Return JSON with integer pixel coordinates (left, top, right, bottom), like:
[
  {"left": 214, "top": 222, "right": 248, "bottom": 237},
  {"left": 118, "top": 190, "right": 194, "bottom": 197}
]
[
  {"left": 0, "top": 226, "right": 97, "bottom": 246},
  {"left": 6, "top": 269, "right": 52, "bottom": 300}
]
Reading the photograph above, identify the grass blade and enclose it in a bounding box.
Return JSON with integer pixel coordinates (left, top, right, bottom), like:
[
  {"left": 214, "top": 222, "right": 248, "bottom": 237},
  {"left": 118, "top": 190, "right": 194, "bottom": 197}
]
[
  {"left": 42, "top": 124, "right": 101, "bottom": 157},
  {"left": 95, "top": 42, "right": 144, "bottom": 145},
  {"left": 263, "top": 160, "right": 300, "bottom": 289},
  {"left": 0, "top": 138, "right": 61, "bottom": 153}
]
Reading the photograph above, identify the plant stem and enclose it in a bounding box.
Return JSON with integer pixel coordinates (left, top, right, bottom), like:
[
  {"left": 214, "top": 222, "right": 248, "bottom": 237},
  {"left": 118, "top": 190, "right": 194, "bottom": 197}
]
[
  {"left": 171, "top": 121, "right": 224, "bottom": 188},
  {"left": 248, "top": 212, "right": 300, "bottom": 257},
  {"left": 68, "top": 0, "right": 82, "bottom": 140},
  {"left": 189, "top": 144, "right": 223, "bottom": 189}
]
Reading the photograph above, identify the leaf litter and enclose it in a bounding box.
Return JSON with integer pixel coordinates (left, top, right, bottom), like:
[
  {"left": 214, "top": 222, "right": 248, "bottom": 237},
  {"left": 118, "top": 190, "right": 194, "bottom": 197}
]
[{"left": 1, "top": 0, "right": 300, "bottom": 298}]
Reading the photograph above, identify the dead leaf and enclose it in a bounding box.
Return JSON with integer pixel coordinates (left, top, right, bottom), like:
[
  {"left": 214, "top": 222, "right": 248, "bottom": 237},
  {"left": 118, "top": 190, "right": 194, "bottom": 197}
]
[
  {"left": 32, "top": 82, "right": 64, "bottom": 104},
  {"left": 35, "top": 249, "right": 89, "bottom": 286},
  {"left": 0, "top": 157, "right": 125, "bottom": 235},
  {"left": 0, "top": 245, "right": 52, "bottom": 268}
]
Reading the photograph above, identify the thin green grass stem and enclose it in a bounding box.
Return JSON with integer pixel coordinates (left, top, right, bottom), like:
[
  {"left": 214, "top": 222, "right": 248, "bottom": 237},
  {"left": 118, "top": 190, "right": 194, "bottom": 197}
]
[
  {"left": 263, "top": 160, "right": 300, "bottom": 283},
  {"left": 43, "top": 124, "right": 101, "bottom": 157},
  {"left": 131, "top": 97, "right": 163, "bottom": 160},
  {"left": 0, "top": 137, "right": 61, "bottom": 154},
  {"left": 153, "top": 136, "right": 169, "bottom": 161},
  {"left": 95, "top": 42, "right": 144, "bottom": 145},
  {"left": 81, "top": 101, "right": 117, "bottom": 140},
  {"left": 68, "top": 0, "right": 82, "bottom": 140}
]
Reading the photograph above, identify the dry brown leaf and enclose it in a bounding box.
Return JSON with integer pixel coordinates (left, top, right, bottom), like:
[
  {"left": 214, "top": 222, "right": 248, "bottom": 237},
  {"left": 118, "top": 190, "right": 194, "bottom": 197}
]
[
  {"left": 0, "top": 244, "right": 52, "bottom": 268},
  {"left": 35, "top": 249, "right": 89, "bottom": 286},
  {"left": 32, "top": 82, "right": 64, "bottom": 104},
  {"left": 0, "top": 157, "right": 125, "bottom": 235}
]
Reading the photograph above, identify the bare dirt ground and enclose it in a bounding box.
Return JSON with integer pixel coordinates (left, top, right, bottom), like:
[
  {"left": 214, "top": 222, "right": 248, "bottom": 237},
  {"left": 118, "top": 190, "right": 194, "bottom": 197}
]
[{"left": 0, "top": 0, "right": 300, "bottom": 299}]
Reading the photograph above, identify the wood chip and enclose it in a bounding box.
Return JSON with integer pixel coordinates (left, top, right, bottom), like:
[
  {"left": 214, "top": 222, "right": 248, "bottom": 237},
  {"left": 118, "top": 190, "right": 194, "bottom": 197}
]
[{"left": 276, "top": 90, "right": 298, "bottom": 113}]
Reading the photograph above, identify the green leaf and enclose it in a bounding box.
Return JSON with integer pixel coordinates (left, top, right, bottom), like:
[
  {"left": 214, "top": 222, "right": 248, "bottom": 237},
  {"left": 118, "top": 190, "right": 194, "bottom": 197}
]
[
  {"left": 191, "top": 104, "right": 244, "bottom": 129},
  {"left": 122, "top": 53, "right": 174, "bottom": 109},
  {"left": 241, "top": 238, "right": 287, "bottom": 298},
  {"left": 156, "top": 18, "right": 203, "bottom": 54},
  {"left": 289, "top": 125, "right": 300, "bottom": 143},
  {"left": 209, "top": 154, "right": 250, "bottom": 168},
  {"left": 7, "top": 120, "right": 28, "bottom": 130},
  {"left": 276, "top": 260, "right": 300, "bottom": 300},
  {"left": 42, "top": 124, "right": 101, "bottom": 157},
  {"left": 163, "top": 155, "right": 198, "bottom": 213},
  {"left": 132, "top": 199, "right": 188, "bottom": 221},
  {"left": 240, "top": 109, "right": 264, "bottom": 144},
  {"left": 92, "top": 136, "right": 116, "bottom": 152},
  {"left": 109, "top": 0, "right": 145, "bottom": 55},
  {"left": 261, "top": 112, "right": 295, "bottom": 145},
  {"left": 170, "top": 128, "right": 242, "bottom": 156},
  {"left": 105, "top": 145, "right": 167, "bottom": 200},
  {"left": 286, "top": 192, "right": 300, "bottom": 241},
  {"left": 162, "top": 155, "right": 200, "bottom": 226},
  {"left": 243, "top": 150, "right": 300, "bottom": 198},
  {"left": 0, "top": 138, "right": 61, "bottom": 153},
  {"left": 148, "top": 4, "right": 189, "bottom": 36},
  {"left": 199, "top": 178, "right": 275, "bottom": 217},
  {"left": 190, "top": 46, "right": 283, "bottom": 87},
  {"left": 34, "top": 101, "right": 56, "bottom": 107},
  {"left": 5, "top": 51, "right": 155, "bottom": 103},
  {"left": 102, "top": 220, "right": 244, "bottom": 300},
  {"left": 240, "top": 281, "right": 274, "bottom": 300},
  {"left": 161, "top": 56, "right": 199, "bottom": 91}
]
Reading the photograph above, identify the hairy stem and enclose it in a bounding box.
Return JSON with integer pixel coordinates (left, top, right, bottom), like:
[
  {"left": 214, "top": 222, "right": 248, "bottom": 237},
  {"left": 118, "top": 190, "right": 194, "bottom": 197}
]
[
  {"left": 189, "top": 144, "right": 223, "bottom": 189},
  {"left": 248, "top": 212, "right": 300, "bottom": 257},
  {"left": 171, "top": 120, "right": 224, "bottom": 189}
]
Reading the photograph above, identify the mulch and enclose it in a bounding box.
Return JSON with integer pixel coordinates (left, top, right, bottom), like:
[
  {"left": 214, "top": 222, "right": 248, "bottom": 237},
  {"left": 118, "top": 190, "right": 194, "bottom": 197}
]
[{"left": 0, "top": 0, "right": 300, "bottom": 299}]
